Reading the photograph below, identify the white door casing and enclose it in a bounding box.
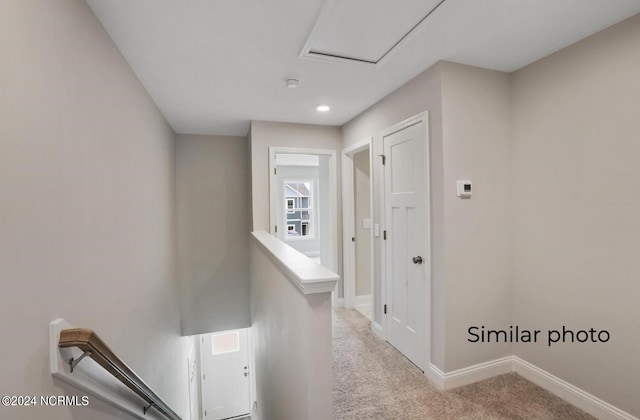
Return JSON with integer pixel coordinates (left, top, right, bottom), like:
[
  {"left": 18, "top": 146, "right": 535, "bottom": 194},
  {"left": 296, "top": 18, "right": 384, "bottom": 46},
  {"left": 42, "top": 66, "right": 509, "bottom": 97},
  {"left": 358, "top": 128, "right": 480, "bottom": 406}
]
[
  {"left": 341, "top": 138, "right": 374, "bottom": 312},
  {"left": 200, "top": 329, "right": 250, "bottom": 420},
  {"left": 382, "top": 113, "right": 430, "bottom": 371}
]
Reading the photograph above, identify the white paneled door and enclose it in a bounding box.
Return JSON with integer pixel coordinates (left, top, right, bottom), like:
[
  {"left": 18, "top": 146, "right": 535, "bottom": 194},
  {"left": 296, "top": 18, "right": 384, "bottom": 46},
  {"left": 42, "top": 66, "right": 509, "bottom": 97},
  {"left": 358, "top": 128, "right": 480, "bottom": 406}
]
[
  {"left": 200, "top": 329, "right": 250, "bottom": 420},
  {"left": 383, "top": 117, "right": 428, "bottom": 371}
]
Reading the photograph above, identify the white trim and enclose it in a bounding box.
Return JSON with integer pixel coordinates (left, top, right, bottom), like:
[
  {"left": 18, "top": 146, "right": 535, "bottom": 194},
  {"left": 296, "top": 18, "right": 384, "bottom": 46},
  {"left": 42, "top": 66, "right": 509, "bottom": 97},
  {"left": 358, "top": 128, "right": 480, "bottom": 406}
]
[
  {"left": 513, "top": 357, "right": 637, "bottom": 420},
  {"left": 341, "top": 137, "right": 373, "bottom": 312},
  {"left": 371, "top": 321, "right": 385, "bottom": 340},
  {"left": 251, "top": 231, "right": 339, "bottom": 295},
  {"left": 426, "top": 357, "right": 513, "bottom": 391},
  {"left": 423, "top": 356, "right": 637, "bottom": 420},
  {"left": 336, "top": 298, "right": 344, "bottom": 308},
  {"left": 354, "top": 294, "right": 372, "bottom": 306},
  {"left": 424, "top": 363, "right": 446, "bottom": 389},
  {"left": 341, "top": 149, "right": 355, "bottom": 308}
]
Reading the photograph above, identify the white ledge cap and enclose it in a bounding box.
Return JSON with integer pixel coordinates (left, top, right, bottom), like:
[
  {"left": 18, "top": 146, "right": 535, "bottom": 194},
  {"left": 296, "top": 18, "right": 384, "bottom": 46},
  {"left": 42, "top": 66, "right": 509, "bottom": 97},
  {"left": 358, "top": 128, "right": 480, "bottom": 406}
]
[{"left": 251, "top": 231, "right": 339, "bottom": 294}]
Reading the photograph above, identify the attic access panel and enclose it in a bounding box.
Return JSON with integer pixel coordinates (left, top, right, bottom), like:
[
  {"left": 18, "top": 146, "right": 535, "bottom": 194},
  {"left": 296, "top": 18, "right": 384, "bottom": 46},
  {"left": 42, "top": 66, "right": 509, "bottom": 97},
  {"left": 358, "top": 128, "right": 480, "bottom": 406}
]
[{"left": 301, "top": 0, "right": 445, "bottom": 65}]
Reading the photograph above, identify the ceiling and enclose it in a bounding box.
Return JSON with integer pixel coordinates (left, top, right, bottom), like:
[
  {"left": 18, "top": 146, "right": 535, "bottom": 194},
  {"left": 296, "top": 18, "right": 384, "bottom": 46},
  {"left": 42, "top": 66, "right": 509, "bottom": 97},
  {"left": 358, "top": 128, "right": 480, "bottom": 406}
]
[{"left": 86, "top": 0, "right": 640, "bottom": 136}]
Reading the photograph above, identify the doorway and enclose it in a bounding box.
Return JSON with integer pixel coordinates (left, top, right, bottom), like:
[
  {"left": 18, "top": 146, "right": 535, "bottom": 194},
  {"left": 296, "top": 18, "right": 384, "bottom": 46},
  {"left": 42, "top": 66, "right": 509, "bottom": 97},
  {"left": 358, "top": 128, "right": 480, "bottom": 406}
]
[
  {"left": 200, "top": 329, "right": 251, "bottom": 420},
  {"left": 268, "top": 147, "right": 339, "bottom": 301},
  {"left": 381, "top": 112, "right": 430, "bottom": 371},
  {"left": 341, "top": 138, "right": 375, "bottom": 322}
]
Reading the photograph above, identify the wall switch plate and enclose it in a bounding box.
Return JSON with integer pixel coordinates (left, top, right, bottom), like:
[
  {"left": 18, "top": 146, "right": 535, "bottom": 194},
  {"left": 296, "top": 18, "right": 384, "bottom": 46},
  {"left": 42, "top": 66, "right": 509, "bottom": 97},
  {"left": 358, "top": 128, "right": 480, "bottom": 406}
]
[{"left": 456, "top": 180, "right": 472, "bottom": 198}]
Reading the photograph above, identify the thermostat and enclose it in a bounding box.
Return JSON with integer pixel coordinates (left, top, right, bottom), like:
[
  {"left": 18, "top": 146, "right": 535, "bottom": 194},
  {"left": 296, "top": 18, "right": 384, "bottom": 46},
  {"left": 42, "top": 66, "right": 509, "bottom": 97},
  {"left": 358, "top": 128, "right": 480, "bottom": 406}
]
[{"left": 456, "top": 180, "right": 472, "bottom": 198}]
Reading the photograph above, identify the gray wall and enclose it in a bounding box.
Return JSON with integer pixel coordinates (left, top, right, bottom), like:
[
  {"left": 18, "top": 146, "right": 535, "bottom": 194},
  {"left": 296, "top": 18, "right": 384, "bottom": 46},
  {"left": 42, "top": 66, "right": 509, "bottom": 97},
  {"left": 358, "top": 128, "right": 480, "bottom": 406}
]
[
  {"left": 0, "top": 1, "right": 191, "bottom": 418},
  {"left": 439, "top": 62, "right": 513, "bottom": 370},
  {"left": 250, "top": 238, "right": 333, "bottom": 420},
  {"left": 353, "top": 150, "right": 372, "bottom": 297},
  {"left": 512, "top": 14, "right": 640, "bottom": 416},
  {"left": 176, "top": 134, "right": 251, "bottom": 336}
]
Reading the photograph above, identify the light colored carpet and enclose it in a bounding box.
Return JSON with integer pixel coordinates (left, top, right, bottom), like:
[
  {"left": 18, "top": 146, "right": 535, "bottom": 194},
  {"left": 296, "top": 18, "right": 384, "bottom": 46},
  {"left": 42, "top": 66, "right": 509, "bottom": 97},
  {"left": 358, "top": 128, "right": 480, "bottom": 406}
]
[{"left": 333, "top": 308, "right": 595, "bottom": 420}]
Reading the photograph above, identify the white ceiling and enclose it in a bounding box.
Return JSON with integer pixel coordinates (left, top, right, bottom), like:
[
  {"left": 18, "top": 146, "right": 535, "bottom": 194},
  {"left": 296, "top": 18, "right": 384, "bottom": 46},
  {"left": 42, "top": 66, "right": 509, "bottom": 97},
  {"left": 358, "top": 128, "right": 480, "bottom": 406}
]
[{"left": 86, "top": 0, "right": 640, "bottom": 136}]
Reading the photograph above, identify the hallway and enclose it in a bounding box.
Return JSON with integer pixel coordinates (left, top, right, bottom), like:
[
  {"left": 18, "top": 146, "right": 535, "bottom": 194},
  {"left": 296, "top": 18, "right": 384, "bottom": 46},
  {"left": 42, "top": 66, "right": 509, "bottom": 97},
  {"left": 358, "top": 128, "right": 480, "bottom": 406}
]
[{"left": 332, "top": 309, "right": 594, "bottom": 419}]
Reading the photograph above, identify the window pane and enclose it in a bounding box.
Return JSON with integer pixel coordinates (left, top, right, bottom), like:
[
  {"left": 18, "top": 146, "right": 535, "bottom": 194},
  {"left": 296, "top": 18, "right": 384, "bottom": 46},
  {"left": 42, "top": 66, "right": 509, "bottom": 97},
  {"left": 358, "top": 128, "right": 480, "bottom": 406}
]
[
  {"left": 284, "top": 180, "right": 313, "bottom": 239},
  {"left": 211, "top": 331, "right": 239, "bottom": 355}
]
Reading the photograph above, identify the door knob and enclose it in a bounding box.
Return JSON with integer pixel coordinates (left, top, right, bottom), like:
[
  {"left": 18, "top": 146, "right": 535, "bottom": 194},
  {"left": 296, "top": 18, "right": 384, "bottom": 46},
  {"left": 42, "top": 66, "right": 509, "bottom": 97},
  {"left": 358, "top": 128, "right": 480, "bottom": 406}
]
[{"left": 412, "top": 256, "right": 423, "bottom": 264}]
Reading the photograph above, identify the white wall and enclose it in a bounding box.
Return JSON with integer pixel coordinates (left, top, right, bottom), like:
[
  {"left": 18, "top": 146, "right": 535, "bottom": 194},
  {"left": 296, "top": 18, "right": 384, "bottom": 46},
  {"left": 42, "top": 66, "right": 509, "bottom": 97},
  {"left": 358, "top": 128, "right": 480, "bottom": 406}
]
[
  {"left": 353, "top": 150, "right": 371, "bottom": 297},
  {"left": 512, "top": 13, "right": 640, "bottom": 416},
  {"left": 342, "top": 61, "right": 512, "bottom": 371},
  {"left": 249, "top": 237, "right": 333, "bottom": 420},
  {"left": 176, "top": 134, "right": 251, "bottom": 336},
  {"left": 250, "top": 121, "right": 344, "bottom": 293},
  {"left": 0, "top": 1, "right": 190, "bottom": 418}
]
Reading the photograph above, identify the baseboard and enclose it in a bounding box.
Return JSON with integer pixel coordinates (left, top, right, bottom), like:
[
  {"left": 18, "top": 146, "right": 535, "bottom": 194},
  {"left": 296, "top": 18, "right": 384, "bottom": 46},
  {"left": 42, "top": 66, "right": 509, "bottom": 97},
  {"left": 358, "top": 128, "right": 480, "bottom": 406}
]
[
  {"left": 423, "top": 355, "right": 637, "bottom": 420},
  {"left": 371, "top": 321, "right": 384, "bottom": 340},
  {"left": 513, "top": 357, "right": 637, "bottom": 420},
  {"left": 426, "top": 357, "right": 513, "bottom": 390},
  {"left": 355, "top": 294, "right": 372, "bottom": 306},
  {"left": 425, "top": 363, "right": 445, "bottom": 389}
]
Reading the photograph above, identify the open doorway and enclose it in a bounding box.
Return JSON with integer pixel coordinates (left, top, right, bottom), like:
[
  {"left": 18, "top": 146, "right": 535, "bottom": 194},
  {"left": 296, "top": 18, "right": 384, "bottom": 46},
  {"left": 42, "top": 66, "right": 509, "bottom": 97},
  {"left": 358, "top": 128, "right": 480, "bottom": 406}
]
[
  {"left": 268, "top": 147, "right": 339, "bottom": 300},
  {"left": 341, "top": 138, "right": 375, "bottom": 321},
  {"left": 197, "top": 328, "right": 255, "bottom": 420}
]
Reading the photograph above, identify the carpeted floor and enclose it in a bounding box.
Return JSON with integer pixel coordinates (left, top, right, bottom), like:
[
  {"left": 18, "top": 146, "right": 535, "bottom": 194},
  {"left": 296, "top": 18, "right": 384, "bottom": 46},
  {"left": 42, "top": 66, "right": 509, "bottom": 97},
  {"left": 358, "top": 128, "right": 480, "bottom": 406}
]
[{"left": 333, "top": 308, "right": 595, "bottom": 420}]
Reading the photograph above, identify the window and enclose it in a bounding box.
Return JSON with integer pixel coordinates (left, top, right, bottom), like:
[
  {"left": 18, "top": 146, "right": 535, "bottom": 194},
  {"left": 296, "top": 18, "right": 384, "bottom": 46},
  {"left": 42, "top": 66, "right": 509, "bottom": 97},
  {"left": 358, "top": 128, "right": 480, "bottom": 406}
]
[
  {"left": 284, "top": 180, "right": 314, "bottom": 239},
  {"left": 211, "top": 331, "right": 239, "bottom": 355},
  {"left": 286, "top": 198, "right": 295, "bottom": 213}
]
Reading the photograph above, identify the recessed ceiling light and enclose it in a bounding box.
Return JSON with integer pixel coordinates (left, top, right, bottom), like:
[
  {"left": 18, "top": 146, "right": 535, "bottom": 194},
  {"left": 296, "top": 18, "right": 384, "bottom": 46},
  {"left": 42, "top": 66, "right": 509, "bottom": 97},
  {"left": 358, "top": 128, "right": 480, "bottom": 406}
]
[
  {"left": 316, "top": 105, "right": 330, "bottom": 112},
  {"left": 285, "top": 78, "right": 299, "bottom": 88}
]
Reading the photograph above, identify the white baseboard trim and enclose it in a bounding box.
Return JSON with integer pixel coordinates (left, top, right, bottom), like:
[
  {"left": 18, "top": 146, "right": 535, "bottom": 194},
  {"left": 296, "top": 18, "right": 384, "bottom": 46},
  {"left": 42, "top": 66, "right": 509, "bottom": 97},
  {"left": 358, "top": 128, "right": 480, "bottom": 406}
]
[
  {"left": 423, "top": 356, "right": 637, "bottom": 420},
  {"left": 425, "top": 363, "right": 445, "bottom": 389},
  {"left": 512, "top": 357, "right": 637, "bottom": 420},
  {"left": 371, "top": 321, "right": 384, "bottom": 340},
  {"left": 355, "top": 294, "right": 372, "bottom": 306},
  {"left": 426, "top": 356, "right": 513, "bottom": 391}
]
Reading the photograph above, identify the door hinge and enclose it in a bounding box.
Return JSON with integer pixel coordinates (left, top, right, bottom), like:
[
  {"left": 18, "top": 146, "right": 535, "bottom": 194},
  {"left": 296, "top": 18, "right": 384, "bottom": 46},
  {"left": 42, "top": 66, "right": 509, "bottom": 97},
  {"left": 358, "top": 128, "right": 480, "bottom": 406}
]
[
  {"left": 380, "top": 154, "right": 386, "bottom": 165},
  {"left": 384, "top": 304, "right": 387, "bottom": 314},
  {"left": 202, "top": 373, "right": 205, "bottom": 380},
  {"left": 383, "top": 230, "right": 387, "bottom": 240},
  {"left": 204, "top": 410, "right": 207, "bottom": 416},
  {"left": 351, "top": 237, "right": 355, "bottom": 242},
  {"left": 275, "top": 225, "right": 277, "bottom": 233},
  {"left": 274, "top": 168, "right": 277, "bottom": 175}
]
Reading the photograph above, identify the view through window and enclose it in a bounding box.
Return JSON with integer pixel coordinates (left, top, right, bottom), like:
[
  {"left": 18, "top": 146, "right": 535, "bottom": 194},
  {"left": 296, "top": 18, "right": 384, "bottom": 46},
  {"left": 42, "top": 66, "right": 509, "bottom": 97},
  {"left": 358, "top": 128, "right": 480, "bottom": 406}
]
[{"left": 284, "top": 181, "right": 313, "bottom": 239}]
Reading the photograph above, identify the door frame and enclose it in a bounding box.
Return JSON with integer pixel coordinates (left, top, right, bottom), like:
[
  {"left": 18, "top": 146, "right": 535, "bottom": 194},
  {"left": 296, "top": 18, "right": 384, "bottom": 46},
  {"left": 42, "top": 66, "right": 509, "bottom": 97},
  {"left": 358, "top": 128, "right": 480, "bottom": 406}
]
[
  {"left": 341, "top": 137, "right": 374, "bottom": 313},
  {"left": 379, "top": 111, "right": 431, "bottom": 371},
  {"left": 199, "top": 329, "right": 251, "bottom": 420},
  {"left": 268, "top": 147, "right": 339, "bottom": 304}
]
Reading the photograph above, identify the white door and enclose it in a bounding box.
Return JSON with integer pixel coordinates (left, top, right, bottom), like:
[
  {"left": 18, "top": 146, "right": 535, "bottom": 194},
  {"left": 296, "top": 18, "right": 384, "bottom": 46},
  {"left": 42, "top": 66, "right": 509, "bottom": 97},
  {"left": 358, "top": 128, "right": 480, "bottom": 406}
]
[
  {"left": 383, "top": 118, "right": 428, "bottom": 371},
  {"left": 200, "top": 329, "right": 250, "bottom": 420}
]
